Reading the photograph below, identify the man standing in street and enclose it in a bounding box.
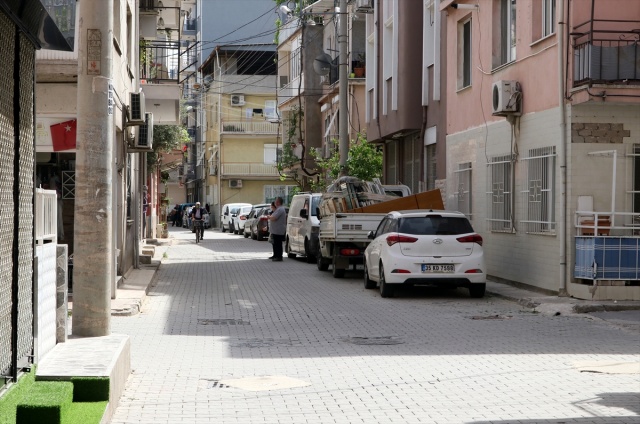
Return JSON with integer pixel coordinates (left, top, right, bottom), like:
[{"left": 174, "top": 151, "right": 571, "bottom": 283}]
[{"left": 268, "top": 197, "right": 287, "bottom": 261}]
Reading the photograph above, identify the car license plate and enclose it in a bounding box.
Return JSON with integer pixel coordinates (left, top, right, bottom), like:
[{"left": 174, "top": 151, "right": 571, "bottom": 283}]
[{"left": 422, "top": 264, "right": 454, "bottom": 273}]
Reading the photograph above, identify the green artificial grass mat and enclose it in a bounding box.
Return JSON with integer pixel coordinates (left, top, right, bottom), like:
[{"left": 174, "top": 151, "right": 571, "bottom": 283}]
[
  {"left": 15, "top": 381, "right": 73, "bottom": 424},
  {"left": 66, "top": 401, "right": 108, "bottom": 424},
  {"left": 0, "top": 368, "right": 108, "bottom": 424},
  {"left": 0, "top": 368, "right": 36, "bottom": 424}
]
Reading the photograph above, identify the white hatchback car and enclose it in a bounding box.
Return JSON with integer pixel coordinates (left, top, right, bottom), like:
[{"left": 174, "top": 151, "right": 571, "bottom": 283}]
[{"left": 363, "top": 210, "right": 486, "bottom": 298}]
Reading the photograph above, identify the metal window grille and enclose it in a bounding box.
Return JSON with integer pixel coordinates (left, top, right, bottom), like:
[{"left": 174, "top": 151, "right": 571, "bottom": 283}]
[
  {"left": 521, "top": 146, "right": 556, "bottom": 234},
  {"left": 629, "top": 144, "right": 640, "bottom": 219},
  {"left": 264, "top": 185, "right": 295, "bottom": 205},
  {"left": 455, "top": 162, "right": 472, "bottom": 218},
  {"left": 486, "top": 154, "right": 513, "bottom": 232}
]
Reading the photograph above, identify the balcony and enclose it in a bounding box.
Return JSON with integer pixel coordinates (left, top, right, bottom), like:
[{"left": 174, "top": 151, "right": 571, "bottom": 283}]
[
  {"left": 221, "top": 121, "right": 279, "bottom": 134},
  {"left": 571, "top": 18, "right": 640, "bottom": 86},
  {"left": 221, "top": 163, "right": 280, "bottom": 178}
]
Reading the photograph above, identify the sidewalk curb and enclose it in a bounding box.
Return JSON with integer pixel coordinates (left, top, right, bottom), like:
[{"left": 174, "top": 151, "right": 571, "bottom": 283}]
[{"left": 110, "top": 262, "right": 161, "bottom": 317}]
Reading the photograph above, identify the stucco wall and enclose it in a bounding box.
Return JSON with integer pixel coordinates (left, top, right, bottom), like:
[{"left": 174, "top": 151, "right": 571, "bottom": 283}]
[{"left": 446, "top": 108, "right": 564, "bottom": 291}]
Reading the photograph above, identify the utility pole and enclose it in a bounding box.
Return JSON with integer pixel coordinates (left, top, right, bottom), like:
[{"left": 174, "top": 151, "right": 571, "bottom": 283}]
[
  {"left": 73, "top": 0, "right": 115, "bottom": 337},
  {"left": 338, "top": 0, "right": 349, "bottom": 174}
]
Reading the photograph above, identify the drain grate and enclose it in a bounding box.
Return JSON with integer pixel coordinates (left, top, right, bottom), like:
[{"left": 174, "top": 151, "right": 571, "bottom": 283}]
[
  {"left": 198, "top": 318, "right": 250, "bottom": 325},
  {"left": 232, "top": 338, "right": 301, "bottom": 348},
  {"left": 470, "top": 314, "right": 512, "bottom": 320},
  {"left": 341, "top": 336, "right": 404, "bottom": 345}
]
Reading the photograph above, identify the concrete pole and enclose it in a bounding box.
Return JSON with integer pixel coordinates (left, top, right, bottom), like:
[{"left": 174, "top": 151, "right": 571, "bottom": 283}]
[
  {"left": 338, "top": 0, "right": 349, "bottom": 174},
  {"left": 73, "top": 0, "right": 115, "bottom": 337}
]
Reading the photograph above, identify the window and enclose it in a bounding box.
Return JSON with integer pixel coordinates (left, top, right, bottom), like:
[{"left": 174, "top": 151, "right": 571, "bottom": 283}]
[
  {"left": 455, "top": 162, "right": 472, "bottom": 218},
  {"left": 264, "top": 100, "right": 277, "bottom": 119},
  {"left": 542, "top": 0, "right": 556, "bottom": 37},
  {"left": 264, "top": 144, "right": 281, "bottom": 165},
  {"left": 521, "top": 146, "right": 556, "bottom": 234},
  {"left": 402, "top": 135, "right": 422, "bottom": 195},
  {"left": 486, "top": 154, "right": 513, "bottom": 232},
  {"left": 458, "top": 18, "right": 472, "bottom": 88},
  {"left": 497, "top": 0, "right": 516, "bottom": 66},
  {"left": 425, "top": 143, "right": 436, "bottom": 191}
]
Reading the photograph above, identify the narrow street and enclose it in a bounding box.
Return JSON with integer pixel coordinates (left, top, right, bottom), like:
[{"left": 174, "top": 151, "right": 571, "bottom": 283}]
[{"left": 110, "top": 227, "right": 640, "bottom": 424}]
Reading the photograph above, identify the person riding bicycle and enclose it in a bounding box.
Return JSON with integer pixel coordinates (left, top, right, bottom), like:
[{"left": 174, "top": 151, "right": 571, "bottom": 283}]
[{"left": 189, "top": 202, "right": 207, "bottom": 240}]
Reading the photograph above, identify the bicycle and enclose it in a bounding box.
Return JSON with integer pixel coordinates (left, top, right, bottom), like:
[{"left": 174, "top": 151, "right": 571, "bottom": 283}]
[{"left": 193, "top": 220, "right": 204, "bottom": 243}]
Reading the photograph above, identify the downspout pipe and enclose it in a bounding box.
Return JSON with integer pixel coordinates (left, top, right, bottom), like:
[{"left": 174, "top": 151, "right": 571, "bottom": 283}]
[{"left": 558, "top": 0, "right": 568, "bottom": 295}]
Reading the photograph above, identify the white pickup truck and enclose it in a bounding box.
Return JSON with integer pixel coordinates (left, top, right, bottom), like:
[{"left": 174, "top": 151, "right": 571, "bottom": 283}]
[{"left": 317, "top": 212, "right": 386, "bottom": 278}]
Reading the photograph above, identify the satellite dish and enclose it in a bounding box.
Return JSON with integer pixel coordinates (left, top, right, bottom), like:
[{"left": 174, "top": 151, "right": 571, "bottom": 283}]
[{"left": 313, "top": 53, "right": 333, "bottom": 76}]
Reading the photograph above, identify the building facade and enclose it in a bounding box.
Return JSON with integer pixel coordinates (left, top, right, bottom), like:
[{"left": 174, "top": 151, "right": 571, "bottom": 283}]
[{"left": 441, "top": 0, "right": 639, "bottom": 300}]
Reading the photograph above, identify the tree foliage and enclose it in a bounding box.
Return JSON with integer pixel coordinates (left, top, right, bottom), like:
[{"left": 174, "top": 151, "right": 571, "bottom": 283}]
[
  {"left": 147, "top": 125, "right": 190, "bottom": 170},
  {"left": 310, "top": 133, "right": 383, "bottom": 192}
]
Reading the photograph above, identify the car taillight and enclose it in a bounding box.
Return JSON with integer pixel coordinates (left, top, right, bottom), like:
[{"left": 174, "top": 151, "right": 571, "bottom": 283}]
[
  {"left": 259, "top": 216, "right": 269, "bottom": 221},
  {"left": 391, "top": 269, "right": 411, "bottom": 274},
  {"left": 456, "top": 234, "right": 483, "bottom": 246},
  {"left": 340, "top": 248, "right": 360, "bottom": 256},
  {"left": 386, "top": 234, "right": 418, "bottom": 246},
  {"left": 465, "top": 269, "right": 483, "bottom": 274},
  {"left": 240, "top": 216, "right": 247, "bottom": 220}
]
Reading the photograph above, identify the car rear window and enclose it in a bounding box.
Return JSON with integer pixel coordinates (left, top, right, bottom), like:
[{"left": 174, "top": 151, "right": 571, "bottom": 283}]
[{"left": 398, "top": 216, "right": 474, "bottom": 235}]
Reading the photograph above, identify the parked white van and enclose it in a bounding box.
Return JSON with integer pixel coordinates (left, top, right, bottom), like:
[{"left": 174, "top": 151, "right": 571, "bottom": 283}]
[
  {"left": 221, "top": 202, "right": 251, "bottom": 233},
  {"left": 285, "top": 193, "right": 322, "bottom": 262}
]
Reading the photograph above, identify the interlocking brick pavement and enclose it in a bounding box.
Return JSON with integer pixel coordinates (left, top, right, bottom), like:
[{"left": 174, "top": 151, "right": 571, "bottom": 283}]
[{"left": 110, "top": 227, "right": 640, "bottom": 424}]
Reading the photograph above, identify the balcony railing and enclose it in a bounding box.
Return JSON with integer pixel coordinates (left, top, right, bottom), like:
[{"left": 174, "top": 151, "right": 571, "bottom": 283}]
[
  {"left": 140, "top": 40, "right": 180, "bottom": 83},
  {"left": 571, "top": 18, "right": 640, "bottom": 85},
  {"left": 35, "top": 188, "right": 58, "bottom": 245},
  {"left": 221, "top": 121, "right": 279, "bottom": 134},
  {"left": 222, "top": 163, "right": 279, "bottom": 177}
]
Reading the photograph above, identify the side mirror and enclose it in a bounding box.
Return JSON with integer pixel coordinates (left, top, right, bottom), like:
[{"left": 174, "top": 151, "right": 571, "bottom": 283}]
[
  {"left": 300, "top": 209, "right": 308, "bottom": 219},
  {"left": 367, "top": 230, "right": 375, "bottom": 239}
]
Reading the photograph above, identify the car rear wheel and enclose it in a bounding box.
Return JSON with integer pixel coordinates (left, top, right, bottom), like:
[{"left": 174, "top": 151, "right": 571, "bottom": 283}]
[
  {"left": 468, "top": 283, "right": 486, "bottom": 298},
  {"left": 222, "top": 225, "right": 227, "bottom": 233},
  {"left": 379, "top": 263, "right": 394, "bottom": 298},
  {"left": 243, "top": 230, "right": 249, "bottom": 238},
  {"left": 363, "top": 259, "right": 376, "bottom": 289}
]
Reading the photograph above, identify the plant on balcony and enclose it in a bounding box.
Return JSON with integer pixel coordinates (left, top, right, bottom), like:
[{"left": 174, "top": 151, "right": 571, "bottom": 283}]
[{"left": 354, "top": 52, "right": 365, "bottom": 78}]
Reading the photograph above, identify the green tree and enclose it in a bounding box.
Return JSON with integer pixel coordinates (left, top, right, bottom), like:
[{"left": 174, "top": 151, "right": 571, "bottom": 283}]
[
  {"left": 310, "top": 133, "right": 383, "bottom": 192},
  {"left": 147, "top": 125, "right": 190, "bottom": 170}
]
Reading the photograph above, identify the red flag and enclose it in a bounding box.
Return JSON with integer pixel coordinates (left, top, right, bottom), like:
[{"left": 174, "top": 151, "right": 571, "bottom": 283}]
[{"left": 50, "top": 119, "right": 77, "bottom": 151}]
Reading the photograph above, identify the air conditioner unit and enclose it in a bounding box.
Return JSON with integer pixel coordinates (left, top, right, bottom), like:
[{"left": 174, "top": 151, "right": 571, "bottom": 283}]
[
  {"left": 491, "top": 80, "right": 521, "bottom": 116},
  {"left": 231, "top": 95, "right": 245, "bottom": 106},
  {"left": 129, "top": 91, "right": 146, "bottom": 124},
  {"left": 209, "top": 165, "right": 217, "bottom": 176},
  {"left": 229, "top": 179, "right": 243, "bottom": 188},
  {"left": 356, "top": 0, "right": 374, "bottom": 13},
  {"left": 134, "top": 112, "right": 154, "bottom": 149}
]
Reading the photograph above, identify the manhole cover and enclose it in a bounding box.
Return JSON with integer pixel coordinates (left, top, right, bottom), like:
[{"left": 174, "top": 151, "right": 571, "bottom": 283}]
[
  {"left": 341, "top": 336, "right": 404, "bottom": 345},
  {"left": 198, "top": 318, "right": 250, "bottom": 325},
  {"left": 470, "top": 315, "right": 512, "bottom": 320},
  {"left": 232, "top": 338, "right": 300, "bottom": 348}
]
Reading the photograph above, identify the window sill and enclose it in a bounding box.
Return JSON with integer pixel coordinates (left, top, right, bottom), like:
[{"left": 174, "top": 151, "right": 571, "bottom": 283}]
[
  {"left": 530, "top": 33, "right": 556, "bottom": 48},
  {"left": 491, "top": 60, "right": 516, "bottom": 74},
  {"left": 456, "top": 84, "right": 472, "bottom": 94}
]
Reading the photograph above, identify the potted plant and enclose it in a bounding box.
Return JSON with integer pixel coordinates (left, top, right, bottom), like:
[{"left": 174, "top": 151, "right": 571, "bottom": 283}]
[{"left": 354, "top": 52, "right": 365, "bottom": 78}]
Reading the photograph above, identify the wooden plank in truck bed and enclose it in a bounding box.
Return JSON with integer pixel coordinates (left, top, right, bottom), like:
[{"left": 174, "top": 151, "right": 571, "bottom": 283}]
[{"left": 347, "top": 189, "right": 444, "bottom": 213}]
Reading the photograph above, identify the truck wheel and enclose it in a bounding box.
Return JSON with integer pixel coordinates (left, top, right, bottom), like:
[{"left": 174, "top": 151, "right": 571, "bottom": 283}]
[
  {"left": 317, "top": 255, "right": 329, "bottom": 271},
  {"left": 379, "top": 263, "right": 394, "bottom": 298},
  {"left": 304, "top": 238, "right": 316, "bottom": 263},
  {"left": 332, "top": 255, "right": 345, "bottom": 278},
  {"left": 222, "top": 225, "right": 227, "bottom": 233},
  {"left": 363, "top": 259, "right": 376, "bottom": 289}
]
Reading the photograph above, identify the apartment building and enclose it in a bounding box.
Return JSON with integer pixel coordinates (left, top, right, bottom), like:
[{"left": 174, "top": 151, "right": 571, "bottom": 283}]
[{"left": 441, "top": 0, "right": 639, "bottom": 300}]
